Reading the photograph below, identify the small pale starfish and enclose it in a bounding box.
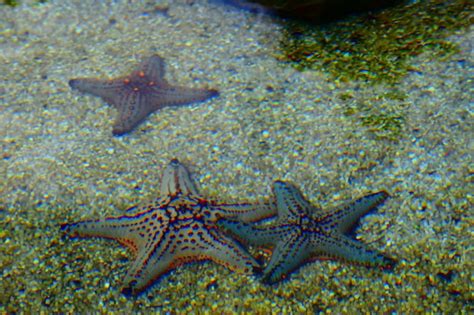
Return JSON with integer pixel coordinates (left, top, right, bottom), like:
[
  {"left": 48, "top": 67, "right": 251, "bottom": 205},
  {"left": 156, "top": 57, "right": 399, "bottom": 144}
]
[
  {"left": 69, "top": 55, "right": 218, "bottom": 135},
  {"left": 218, "top": 180, "right": 395, "bottom": 284},
  {"left": 61, "top": 159, "right": 276, "bottom": 295}
]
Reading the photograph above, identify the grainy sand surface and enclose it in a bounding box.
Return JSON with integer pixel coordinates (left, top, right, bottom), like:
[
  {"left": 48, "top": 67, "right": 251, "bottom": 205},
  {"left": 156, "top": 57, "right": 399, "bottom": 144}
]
[{"left": 0, "top": 0, "right": 472, "bottom": 313}]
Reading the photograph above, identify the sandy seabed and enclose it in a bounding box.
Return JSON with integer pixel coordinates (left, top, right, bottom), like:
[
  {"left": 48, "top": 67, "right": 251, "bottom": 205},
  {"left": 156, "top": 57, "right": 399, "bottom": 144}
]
[{"left": 0, "top": 0, "right": 472, "bottom": 313}]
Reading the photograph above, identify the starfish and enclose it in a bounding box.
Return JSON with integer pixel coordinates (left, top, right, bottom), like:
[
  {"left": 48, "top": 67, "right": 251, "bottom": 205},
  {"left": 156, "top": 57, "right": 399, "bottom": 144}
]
[
  {"left": 61, "top": 159, "right": 276, "bottom": 295},
  {"left": 69, "top": 55, "right": 218, "bottom": 135},
  {"left": 218, "top": 180, "right": 395, "bottom": 284}
]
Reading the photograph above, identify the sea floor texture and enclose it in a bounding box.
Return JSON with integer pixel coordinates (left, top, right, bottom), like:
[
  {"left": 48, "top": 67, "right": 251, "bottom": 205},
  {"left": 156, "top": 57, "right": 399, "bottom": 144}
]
[{"left": 0, "top": 0, "right": 472, "bottom": 313}]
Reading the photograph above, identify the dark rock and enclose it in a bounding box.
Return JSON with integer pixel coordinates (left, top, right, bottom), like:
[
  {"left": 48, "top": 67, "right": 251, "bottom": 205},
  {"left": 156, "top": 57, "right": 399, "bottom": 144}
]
[{"left": 225, "top": 0, "right": 406, "bottom": 22}]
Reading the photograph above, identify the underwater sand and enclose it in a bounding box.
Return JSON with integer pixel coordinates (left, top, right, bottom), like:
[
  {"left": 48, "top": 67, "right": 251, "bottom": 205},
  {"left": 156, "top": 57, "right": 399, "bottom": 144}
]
[{"left": 0, "top": 0, "right": 472, "bottom": 313}]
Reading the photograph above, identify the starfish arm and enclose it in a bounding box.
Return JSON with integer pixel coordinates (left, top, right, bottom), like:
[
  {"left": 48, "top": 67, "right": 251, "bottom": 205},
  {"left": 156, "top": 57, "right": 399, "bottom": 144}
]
[
  {"left": 122, "top": 253, "right": 174, "bottom": 296},
  {"left": 60, "top": 211, "right": 164, "bottom": 255},
  {"left": 137, "top": 55, "right": 166, "bottom": 81},
  {"left": 69, "top": 77, "right": 123, "bottom": 106},
  {"left": 121, "top": 229, "right": 175, "bottom": 295},
  {"left": 201, "top": 228, "right": 260, "bottom": 273},
  {"left": 209, "top": 201, "right": 277, "bottom": 223},
  {"left": 262, "top": 232, "right": 311, "bottom": 284},
  {"left": 112, "top": 91, "right": 156, "bottom": 135},
  {"left": 217, "top": 219, "right": 292, "bottom": 246},
  {"left": 310, "top": 233, "right": 394, "bottom": 268},
  {"left": 160, "top": 159, "right": 199, "bottom": 197},
  {"left": 323, "top": 191, "right": 389, "bottom": 233},
  {"left": 148, "top": 85, "right": 218, "bottom": 109},
  {"left": 273, "top": 181, "right": 319, "bottom": 220},
  {"left": 121, "top": 221, "right": 258, "bottom": 295}
]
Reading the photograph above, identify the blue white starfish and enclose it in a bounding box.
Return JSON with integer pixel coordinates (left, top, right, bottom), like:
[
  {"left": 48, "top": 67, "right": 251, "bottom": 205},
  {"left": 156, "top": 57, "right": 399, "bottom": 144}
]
[{"left": 218, "top": 180, "right": 395, "bottom": 283}]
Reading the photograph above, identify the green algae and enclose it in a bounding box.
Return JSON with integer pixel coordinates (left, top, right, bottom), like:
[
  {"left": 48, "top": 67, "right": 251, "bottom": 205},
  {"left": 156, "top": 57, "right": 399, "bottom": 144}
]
[
  {"left": 2, "top": 0, "right": 19, "bottom": 6},
  {"left": 279, "top": 0, "right": 473, "bottom": 84},
  {"left": 1, "top": 0, "right": 47, "bottom": 6},
  {"left": 339, "top": 89, "right": 408, "bottom": 141},
  {"left": 278, "top": 0, "right": 472, "bottom": 141}
]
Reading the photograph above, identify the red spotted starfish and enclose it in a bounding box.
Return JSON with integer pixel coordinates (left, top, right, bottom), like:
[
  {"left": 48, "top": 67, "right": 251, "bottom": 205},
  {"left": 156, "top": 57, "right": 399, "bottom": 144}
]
[
  {"left": 69, "top": 55, "right": 218, "bottom": 135},
  {"left": 61, "top": 159, "right": 276, "bottom": 295}
]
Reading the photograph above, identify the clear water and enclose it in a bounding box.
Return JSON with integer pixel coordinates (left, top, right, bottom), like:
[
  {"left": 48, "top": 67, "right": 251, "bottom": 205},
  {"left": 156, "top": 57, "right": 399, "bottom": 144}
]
[{"left": 0, "top": 0, "right": 472, "bottom": 313}]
